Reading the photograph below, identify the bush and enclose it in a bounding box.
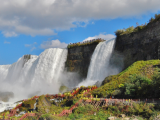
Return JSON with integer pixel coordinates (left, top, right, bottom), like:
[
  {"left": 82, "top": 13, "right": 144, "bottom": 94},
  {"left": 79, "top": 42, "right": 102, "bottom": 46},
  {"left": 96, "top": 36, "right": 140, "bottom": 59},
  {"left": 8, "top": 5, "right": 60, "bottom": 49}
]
[
  {"left": 149, "top": 17, "right": 155, "bottom": 23},
  {"left": 67, "top": 39, "right": 105, "bottom": 48},
  {"left": 123, "top": 74, "right": 152, "bottom": 98},
  {"left": 74, "top": 104, "right": 95, "bottom": 114},
  {"left": 115, "top": 13, "right": 160, "bottom": 36},
  {"left": 114, "top": 29, "right": 125, "bottom": 36}
]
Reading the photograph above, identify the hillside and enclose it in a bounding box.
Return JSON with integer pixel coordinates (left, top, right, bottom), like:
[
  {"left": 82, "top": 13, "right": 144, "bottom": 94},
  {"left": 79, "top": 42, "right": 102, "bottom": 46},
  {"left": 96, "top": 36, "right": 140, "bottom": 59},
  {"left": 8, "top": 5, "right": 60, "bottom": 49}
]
[{"left": 91, "top": 60, "right": 160, "bottom": 99}]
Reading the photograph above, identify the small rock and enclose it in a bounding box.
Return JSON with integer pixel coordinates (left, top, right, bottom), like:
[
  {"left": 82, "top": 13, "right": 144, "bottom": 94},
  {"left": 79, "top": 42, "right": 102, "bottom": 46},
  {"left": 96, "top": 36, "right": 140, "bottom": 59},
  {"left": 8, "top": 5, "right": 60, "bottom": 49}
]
[
  {"left": 119, "top": 114, "right": 125, "bottom": 118},
  {"left": 124, "top": 117, "right": 130, "bottom": 120},
  {"left": 132, "top": 115, "right": 136, "bottom": 118},
  {"left": 107, "top": 116, "right": 115, "bottom": 120}
]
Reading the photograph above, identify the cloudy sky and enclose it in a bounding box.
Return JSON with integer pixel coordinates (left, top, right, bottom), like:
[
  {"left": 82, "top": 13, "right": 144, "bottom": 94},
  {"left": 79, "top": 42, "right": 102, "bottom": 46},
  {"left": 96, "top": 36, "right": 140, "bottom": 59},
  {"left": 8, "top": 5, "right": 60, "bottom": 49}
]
[{"left": 0, "top": 0, "right": 160, "bottom": 64}]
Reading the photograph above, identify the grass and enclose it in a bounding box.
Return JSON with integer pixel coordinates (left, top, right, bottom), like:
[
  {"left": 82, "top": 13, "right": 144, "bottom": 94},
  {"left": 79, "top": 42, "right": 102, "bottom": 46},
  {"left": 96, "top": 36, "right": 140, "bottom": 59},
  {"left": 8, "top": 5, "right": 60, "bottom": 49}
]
[
  {"left": 91, "top": 60, "right": 160, "bottom": 97},
  {"left": 67, "top": 39, "right": 105, "bottom": 48}
]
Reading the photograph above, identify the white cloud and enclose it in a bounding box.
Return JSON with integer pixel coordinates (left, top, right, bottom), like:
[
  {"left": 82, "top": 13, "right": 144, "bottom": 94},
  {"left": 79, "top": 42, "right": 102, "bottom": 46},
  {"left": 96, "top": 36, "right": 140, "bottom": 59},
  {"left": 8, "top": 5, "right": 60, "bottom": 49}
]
[
  {"left": 83, "top": 33, "right": 116, "bottom": 41},
  {"left": 4, "top": 40, "right": 11, "bottom": 44},
  {"left": 25, "top": 42, "right": 37, "bottom": 51},
  {"left": 40, "top": 39, "right": 68, "bottom": 49},
  {"left": 0, "top": 0, "right": 160, "bottom": 37},
  {"left": 2, "top": 31, "right": 18, "bottom": 37}
]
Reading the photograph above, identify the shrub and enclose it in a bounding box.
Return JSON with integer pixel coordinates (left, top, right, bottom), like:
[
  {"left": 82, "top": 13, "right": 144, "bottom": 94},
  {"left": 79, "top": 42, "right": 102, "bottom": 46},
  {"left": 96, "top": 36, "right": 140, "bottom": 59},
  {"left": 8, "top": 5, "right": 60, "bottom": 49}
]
[
  {"left": 115, "top": 13, "right": 160, "bottom": 36},
  {"left": 114, "top": 29, "right": 125, "bottom": 36},
  {"left": 123, "top": 74, "right": 152, "bottom": 98},
  {"left": 149, "top": 17, "right": 155, "bottom": 23},
  {"left": 125, "top": 26, "right": 134, "bottom": 33}
]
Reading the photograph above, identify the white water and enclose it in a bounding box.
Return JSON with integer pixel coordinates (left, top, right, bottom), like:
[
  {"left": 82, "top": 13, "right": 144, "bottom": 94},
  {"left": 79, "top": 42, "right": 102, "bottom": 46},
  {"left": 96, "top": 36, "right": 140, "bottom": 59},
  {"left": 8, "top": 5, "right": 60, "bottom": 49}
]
[
  {"left": 0, "top": 101, "right": 17, "bottom": 112},
  {"left": 87, "top": 38, "right": 115, "bottom": 81},
  {"left": 78, "top": 38, "right": 120, "bottom": 87},
  {"left": 0, "top": 48, "right": 68, "bottom": 103}
]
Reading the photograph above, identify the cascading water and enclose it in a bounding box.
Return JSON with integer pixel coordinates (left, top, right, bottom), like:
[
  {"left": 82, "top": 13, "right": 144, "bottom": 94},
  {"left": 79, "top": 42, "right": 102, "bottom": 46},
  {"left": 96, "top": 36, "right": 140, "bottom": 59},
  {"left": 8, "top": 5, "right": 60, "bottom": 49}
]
[
  {"left": 0, "top": 48, "right": 68, "bottom": 103},
  {"left": 0, "top": 65, "right": 11, "bottom": 81},
  {"left": 78, "top": 38, "right": 119, "bottom": 86},
  {"left": 0, "top": 101, "right": 17, "bottom": 112},
  {"left": 87, "top": 38, "right": 115, "bottom": 81}
]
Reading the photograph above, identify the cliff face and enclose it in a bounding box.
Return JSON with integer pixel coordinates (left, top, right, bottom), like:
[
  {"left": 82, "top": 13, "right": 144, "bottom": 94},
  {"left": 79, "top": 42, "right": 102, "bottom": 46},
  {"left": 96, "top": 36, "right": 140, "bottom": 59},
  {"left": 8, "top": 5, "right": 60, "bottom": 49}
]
[
  {"left": 115, "top": 21, "right": 160, "bottom": 69},
  {"left": 65, "top": 42, "right": 99, "bottom": 79}
]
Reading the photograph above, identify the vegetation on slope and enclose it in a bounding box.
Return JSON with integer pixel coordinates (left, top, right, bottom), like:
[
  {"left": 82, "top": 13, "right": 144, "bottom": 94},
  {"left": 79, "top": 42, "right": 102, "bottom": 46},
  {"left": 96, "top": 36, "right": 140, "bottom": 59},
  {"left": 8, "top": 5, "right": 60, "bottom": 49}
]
[
  {"left": 91, "top": 60, "right": 160, "bottom": 98},
  {"left": 67, "top": 38, "right": 105, "bottom": 48},
  {"left": 20, "top": 99, "right": 36, "bottom": 112},
  {"left": 115, "top": 13, "right": 160, "bottom": 36}
]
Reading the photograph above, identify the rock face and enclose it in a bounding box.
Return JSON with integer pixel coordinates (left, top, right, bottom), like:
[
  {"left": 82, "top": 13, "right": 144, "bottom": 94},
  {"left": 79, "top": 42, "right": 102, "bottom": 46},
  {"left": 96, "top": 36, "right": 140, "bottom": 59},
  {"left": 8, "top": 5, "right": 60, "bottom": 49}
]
[
  {"left": 115, "top": 21, "right": 160, "bottom": 69},
  {"left": 65, "top": 42, "right": 99, "bottom": 79}
]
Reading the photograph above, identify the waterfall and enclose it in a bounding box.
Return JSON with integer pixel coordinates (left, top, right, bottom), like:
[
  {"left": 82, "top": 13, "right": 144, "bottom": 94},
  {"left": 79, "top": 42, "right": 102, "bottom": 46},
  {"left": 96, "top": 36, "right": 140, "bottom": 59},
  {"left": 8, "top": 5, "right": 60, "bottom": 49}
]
[
  {"left": 78, "top": 38, "right": 118, "bottom": 87},
  {"left": 0, "top": 48, "right": 68, "bottom": 102},
  {"left": 0, "top": 101, "right": 17, "bottom": 112},
  {"left": 86, "top": 38, "right": 115, "bottom": 81}
]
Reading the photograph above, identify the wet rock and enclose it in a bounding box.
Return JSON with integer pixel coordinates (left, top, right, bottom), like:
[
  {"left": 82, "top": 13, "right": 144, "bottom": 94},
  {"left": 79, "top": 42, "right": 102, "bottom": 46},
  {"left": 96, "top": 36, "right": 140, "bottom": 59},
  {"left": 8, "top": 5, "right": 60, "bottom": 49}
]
[{"left": 94, "top": 81, "right": 102, "bottom": 87}]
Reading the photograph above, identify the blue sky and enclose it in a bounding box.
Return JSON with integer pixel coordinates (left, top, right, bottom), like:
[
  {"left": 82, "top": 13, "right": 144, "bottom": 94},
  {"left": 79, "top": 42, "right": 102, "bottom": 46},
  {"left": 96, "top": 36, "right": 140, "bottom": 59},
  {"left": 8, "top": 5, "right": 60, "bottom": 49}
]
[{"left": 0, "top": 0, "right": 160, "bottom": 65}]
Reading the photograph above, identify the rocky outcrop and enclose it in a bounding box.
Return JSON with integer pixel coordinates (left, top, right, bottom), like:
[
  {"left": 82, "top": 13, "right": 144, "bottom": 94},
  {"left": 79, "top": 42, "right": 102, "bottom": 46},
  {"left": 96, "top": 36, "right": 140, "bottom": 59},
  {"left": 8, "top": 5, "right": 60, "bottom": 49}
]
[
  {"left": 65, "top": 42, "right": 100, "bottom": 78},
  {"left": 115, "top": 21, "right": 160, "bottom": 69}
]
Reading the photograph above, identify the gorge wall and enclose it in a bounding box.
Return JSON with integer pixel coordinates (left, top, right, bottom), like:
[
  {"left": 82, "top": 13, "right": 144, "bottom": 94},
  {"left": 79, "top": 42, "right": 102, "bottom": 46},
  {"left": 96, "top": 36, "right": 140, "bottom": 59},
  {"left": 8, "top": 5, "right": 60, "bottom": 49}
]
[
  {"left": 114, "top": 20, "right": 160, "bottom": 69},
  {"left": 65, "top": 42, "right": 100, "bottom": 79}
]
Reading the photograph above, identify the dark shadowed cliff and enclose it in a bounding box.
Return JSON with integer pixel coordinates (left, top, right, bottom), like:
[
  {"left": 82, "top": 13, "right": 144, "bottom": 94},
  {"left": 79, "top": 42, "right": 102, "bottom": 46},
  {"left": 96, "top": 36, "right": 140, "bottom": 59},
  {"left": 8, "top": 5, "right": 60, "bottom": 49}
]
[
  {"left": 114, "top": 20, "right": 160, "bottom": 69},
  {"left": 65, "top": 42, "right": 100, "bottom": 79}
]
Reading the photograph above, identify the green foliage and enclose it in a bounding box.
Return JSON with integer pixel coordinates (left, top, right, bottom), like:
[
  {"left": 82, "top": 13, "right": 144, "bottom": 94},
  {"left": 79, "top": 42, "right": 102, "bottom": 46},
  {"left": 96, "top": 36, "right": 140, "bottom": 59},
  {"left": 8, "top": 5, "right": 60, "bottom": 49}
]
[
  {"left": 20, "top": 99, "right": 36, "bottom": 111},
  {"left": 134, "top": 25, "right": 146, "bottom": 32},
  {"left": 91, "top": 60, "right": 160, "bottom": 98},
  {"left": 115, "top": 13, "right": 160, "bottom": 36},
  {"left": 74, "top": 104, "right": 94, "bottom": 114},
  {"left": 59, "top": 85, "right": 68, "bottom": 93},
  {"left": 119, "top": 84, "right": 124, "bottom": 88},
  {"left": 112, "top": 89, "right": 121, "bottom": 96},
  {"left": 150, "top": 72, "right": 160, "bottom": 97},
  {"left": 149, "top": 17, "right": 155, "bottom": 23},
  {"left": 68, "top": 113, "right": 83, "bottom": 119},
  {"left": 67, "top": 39, "right": 105, "bottom": 48},
  {"left": 123, "top": 74, "right": 152, "bottom": 98},
  {"left": 40, "top": 113, "right": 50, "bottom": 119},
  {"left": 106, "top": 102, "right": 157, "bottom": 119},
  {"left": 97, "top": 109, "right": 110, "bottom": 120},
  {"left": 114, "top": 29, "right": 125, "bottom": 36}
]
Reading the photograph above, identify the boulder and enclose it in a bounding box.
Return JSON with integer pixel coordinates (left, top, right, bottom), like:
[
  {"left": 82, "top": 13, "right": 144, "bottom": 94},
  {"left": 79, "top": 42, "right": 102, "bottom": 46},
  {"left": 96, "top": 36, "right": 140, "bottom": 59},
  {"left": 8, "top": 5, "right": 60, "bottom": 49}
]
[{"left": 94, "top": 81, "right": 102, "bottom": 87}]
